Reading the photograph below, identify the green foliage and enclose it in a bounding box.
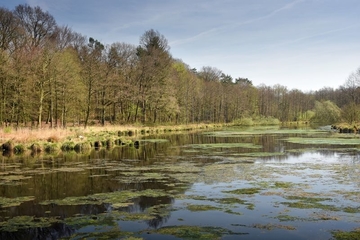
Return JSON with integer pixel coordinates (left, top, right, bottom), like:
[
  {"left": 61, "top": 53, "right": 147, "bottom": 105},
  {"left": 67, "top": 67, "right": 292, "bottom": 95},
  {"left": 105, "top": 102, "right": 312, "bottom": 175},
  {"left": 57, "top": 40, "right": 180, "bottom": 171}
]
[
  {"left": 61, "top": 141, "right": 75, "bottom": 151},
  {"left": 14, "top": 144, "right": 25, "bottom": 154},
  {"left": 341, "top": 102, "right": 360, "bottom": 125},
  {"left": 312, "top": 100, "right": 341, "bottom": 124}
]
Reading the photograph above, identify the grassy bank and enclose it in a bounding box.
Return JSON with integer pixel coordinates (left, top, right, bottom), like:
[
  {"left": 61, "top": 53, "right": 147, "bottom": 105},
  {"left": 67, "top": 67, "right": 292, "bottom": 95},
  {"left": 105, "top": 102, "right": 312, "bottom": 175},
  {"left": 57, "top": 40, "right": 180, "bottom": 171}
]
[
  {"left": 0, "top": 117, "right": 284, "bottom": 156},
  {"left": 0, "top": 123, "right": 223, "bottom": 156}
]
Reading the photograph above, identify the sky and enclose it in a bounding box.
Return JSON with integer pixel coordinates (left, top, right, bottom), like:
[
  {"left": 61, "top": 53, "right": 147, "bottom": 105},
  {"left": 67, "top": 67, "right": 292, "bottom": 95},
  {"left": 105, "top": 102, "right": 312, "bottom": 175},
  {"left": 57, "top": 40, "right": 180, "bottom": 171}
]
[{"left": 2, "top": 0, "right": 360, "bottom": 92}]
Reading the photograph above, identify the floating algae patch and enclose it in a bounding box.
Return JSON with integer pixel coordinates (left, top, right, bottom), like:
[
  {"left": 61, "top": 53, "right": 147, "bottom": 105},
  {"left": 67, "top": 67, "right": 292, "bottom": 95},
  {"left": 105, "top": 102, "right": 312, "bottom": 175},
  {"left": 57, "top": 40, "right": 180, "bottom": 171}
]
[
  {"left": 223, "top": 187, "right": 262, "bottom": 195},
  {"left": 0, "top": 216, "right": 60, "bottom": 232},
  {"left": 273, "top": 181, "right": 294, "bottom": 189},
  {"left": 0, "top": 196, "right": 35, "bottom": 208},
  {"left": 331, "top": 228, "right": 360, "bottom": 240},
  {"left": 65, "top": 227, "right": 134, "bottom": 240},
  {"left": 213, "top": 197, "right": 255, "bottom": 210},
  {"left": 252, "top": 223, "right": 296, "bottom": 231},
  {"left": 281, "top": 196, "right": 340, "bottom": 211},
  {"left": 186, "top": 204, "right": 222, "bottom": 212},
  {"left": 53, "top": 167, "right": 85, "bottom": 172},
  {"left": 0, "top": 174, "right": 32, "bottom": 185},
  {"left": 204, "top": 128, "right": 325, "bottom": 137},
  {"left": 235, "top": 152, "right": 286, "bottom": 157},
  {"left": 286, "top": 137, "right": 360, "bottom": 145},
  {"left": 150, "top": 225, "right": 248, "bottom": 239},
  {"left": 185, "top": 143, "right": 262, "bottom": 149},
  {"left": 140, "top": 139, "right": 169, "bottom": 143},
  {"left": 40, "top": 189, "right": 171, "bottom": 207}
]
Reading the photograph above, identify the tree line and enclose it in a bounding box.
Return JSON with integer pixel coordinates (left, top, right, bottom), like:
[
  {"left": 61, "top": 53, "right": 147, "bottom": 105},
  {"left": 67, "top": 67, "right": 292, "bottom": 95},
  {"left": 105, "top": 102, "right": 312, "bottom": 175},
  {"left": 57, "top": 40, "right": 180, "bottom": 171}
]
[{"left": 0, "top": 4, "right": 359, "bottom": 128}]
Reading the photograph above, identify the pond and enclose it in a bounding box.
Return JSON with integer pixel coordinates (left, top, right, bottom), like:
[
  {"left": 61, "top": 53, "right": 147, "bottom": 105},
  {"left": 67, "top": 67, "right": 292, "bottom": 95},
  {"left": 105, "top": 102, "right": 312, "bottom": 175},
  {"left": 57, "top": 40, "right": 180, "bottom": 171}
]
[{"left": 0, "top": 126, "right": 359, "bottom": 239}]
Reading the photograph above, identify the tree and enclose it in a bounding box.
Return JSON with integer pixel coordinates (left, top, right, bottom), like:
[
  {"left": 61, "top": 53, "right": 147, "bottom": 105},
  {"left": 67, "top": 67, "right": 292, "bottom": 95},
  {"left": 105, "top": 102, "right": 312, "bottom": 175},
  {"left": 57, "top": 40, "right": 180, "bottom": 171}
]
[
  {"left": 13, "top": 4, "right": 57, "bottom": 48},
  {"left": 135, "top": 29, "right": 172, "bottom": 123},
  {"left": 78, "top": 37, "right": 105, "bottom": 128},
  {"left": 198, "top": 66, "right": 222, "bottom": 82},
  {"left": 312, "top": 100, "right": 341, "bottom": 124}
]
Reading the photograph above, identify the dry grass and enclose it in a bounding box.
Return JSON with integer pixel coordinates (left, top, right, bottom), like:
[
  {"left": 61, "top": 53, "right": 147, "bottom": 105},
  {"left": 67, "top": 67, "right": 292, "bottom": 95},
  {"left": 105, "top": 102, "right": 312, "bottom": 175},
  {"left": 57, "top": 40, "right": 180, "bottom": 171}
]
[
  {"left": 0, "top": 123, "right": 219, "bottom": 144},
  {"left": 0, "top": 128, "right": 72, "bottom": 143}
]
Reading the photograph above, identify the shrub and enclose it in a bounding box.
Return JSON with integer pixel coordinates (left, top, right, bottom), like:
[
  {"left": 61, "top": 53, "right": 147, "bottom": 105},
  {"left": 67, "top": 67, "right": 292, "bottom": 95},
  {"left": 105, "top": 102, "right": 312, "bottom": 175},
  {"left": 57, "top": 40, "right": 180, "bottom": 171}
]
[
  {"left": 61, "top": 141, "right": 75, "bottom": 151},
  {"left": 44, "top": 143, "right": 59, "bottom": 153},
  {"left": 74, "top": 142, "right": 91, "bottom": 152},
  {"left": 14, "top": 144, "right": 25, "bottom": 154},
  {"left": 1, "top": 141, "right": 14, "bottom": 152},
  {"left": 30, "top": 143, "right": 43, "bottom": 153}
]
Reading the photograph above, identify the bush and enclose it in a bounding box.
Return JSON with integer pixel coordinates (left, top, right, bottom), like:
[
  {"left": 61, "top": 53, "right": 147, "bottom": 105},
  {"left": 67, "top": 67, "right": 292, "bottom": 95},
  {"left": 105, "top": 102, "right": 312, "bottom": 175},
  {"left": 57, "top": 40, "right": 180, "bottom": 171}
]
[
  {"left": 30, "top": 143, "right": 43, "bottom": 153},
  {"left": 44, "top": 143, "right": 59, "bottom": 153},
  {"left": 61, "top": 141, "right": 75, "bottom": 151},
  {"left": 74, "top": 142, "right": 91, "bottom": 152},
  {"left": 14, "top": 144, "right": 25, "bottom": 154},
  {"left": 1, "top": 141, "right": 14, "bottom": 152}
]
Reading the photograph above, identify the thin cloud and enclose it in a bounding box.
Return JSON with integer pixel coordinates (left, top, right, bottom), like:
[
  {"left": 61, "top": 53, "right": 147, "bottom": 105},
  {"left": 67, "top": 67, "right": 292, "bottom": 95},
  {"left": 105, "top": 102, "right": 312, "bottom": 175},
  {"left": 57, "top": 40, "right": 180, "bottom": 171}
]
[{"left": 170, "top": 0, "right": 305, "bottom": 47}]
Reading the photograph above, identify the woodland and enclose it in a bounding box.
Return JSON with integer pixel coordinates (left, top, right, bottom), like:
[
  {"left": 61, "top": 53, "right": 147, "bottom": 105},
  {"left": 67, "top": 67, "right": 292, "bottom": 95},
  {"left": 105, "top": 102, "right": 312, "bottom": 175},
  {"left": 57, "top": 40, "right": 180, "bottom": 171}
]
[{"left": 0, "top": 4, "right": 359, "bottom": 129}]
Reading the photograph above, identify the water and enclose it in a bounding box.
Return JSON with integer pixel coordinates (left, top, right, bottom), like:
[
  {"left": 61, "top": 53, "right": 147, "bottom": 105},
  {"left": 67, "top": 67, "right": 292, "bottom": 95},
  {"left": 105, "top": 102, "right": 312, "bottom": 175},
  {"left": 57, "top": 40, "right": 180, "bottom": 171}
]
[{"left": 0, "top": 126, "right": 359, "bottom": 239}]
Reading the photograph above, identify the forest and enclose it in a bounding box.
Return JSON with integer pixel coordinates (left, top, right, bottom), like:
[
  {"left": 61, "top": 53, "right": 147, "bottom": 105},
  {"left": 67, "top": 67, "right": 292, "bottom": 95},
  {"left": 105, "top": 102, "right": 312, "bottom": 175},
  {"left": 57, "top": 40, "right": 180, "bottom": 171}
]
[{"left": 1, "top": 4, "right": 359, "bottom": 128}]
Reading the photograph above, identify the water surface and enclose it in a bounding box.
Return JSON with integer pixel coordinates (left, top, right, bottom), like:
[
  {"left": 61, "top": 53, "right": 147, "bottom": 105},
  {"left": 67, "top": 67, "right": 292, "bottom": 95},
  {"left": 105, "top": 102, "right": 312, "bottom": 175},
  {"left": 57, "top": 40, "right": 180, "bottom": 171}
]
[{"left": 0, "top": 126, "right": 359, "bottom": 239}]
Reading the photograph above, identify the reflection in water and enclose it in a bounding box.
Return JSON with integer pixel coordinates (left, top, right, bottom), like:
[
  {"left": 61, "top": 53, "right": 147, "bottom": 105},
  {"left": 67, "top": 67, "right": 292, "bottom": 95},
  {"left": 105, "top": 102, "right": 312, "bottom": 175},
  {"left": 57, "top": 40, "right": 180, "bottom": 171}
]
[
  {"left": 0, "top": 127, "right": 359, "bottom": 239},
  {"left": 0, "top": 222, "right": 74, "bottom": 240}
]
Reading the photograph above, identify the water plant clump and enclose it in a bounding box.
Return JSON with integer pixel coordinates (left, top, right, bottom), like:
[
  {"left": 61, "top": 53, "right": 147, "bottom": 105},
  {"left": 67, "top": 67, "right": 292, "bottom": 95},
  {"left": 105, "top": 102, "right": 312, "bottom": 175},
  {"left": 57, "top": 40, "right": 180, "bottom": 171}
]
[
  {"left": 0, "top": 196, "right": 35, "bottom": 208},
  {"left": 40, "top": 189, "right": 171, "bottom": 207},
  {"left": 14, "top": 144, "right": 25, "bottom": 154},
  {"left": 44, "top": 142, "right": 58, "bottom": 153},
  {"left": 61, "top": 141, "right": 76, "bottom": 151},
  {"left": 331, "top": 228, "right": 360, "bottom": 240},
  {"left": 223, "top": 187, "right": 262, "bottom": 195},
  {"left": 186, "top": 204, "right": 222, "bottom": 212},
  {"left": 150, "top": 225, "right": 248, "bottom": 239}
]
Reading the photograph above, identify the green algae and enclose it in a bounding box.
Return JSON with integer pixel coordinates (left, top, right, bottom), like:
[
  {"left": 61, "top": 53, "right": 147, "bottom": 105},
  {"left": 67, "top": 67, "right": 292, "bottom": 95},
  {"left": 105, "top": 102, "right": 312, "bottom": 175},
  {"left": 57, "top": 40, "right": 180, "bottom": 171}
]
[
  {"left": 186, "top": 143, "right": 262, "bottom": 149},
  {"left": 236, "top": 152, "right": 286, "bottom": 157},
  {"left": 64, "top": 227, "right": 133, "bottom": 240},
  {"left": 223, "top": 187, "right": 262, "bottom": 195},
  {"left": 281, "top": 196, "right": 340, "bottom": 211},
  {"left": 139, "top": 139, "right": 169, "bottom": 143},
  {"left": 0, "top": 196, "right": 35, "bottom": 208},
  {"left": 40, "top": 189, "right": 171, "bottom": 207},
  {"left": 186, "top": 204, "right": 222, "bottom": 212},
  {"left": 151, "top": 225, "right": 248, "bottom": 239},
  {"left": 273, "top": 181, "right": 294, "bottom": 188},
  {"left": 331, "top": 228, "right": 360, "bottom": 240},
  {"left": 252, "top": 223, "right": 296, "bottom": 231},
  {"left": 286, "top": 137, "right": 360, "bottom": 145},
  {"left": 204, "top": 128, "right": 325, "bottom": 137},
  {"left": 0, "top": 216, "right": 60, "bottom": 232}
]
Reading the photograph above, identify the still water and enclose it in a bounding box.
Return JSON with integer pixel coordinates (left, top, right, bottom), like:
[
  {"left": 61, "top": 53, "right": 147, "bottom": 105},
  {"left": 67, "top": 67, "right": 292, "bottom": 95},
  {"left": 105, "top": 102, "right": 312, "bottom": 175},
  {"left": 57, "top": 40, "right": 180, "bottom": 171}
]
[{"left": 0, "top": 126, "right": 359, "bottom": 239}]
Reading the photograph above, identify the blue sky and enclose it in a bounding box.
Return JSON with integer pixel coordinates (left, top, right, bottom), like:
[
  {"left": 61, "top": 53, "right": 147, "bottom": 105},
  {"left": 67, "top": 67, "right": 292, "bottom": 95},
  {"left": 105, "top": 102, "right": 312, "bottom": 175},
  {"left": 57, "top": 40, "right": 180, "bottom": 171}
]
[{"left": 2, "top": 0, "right": 360, "bottom": 91}]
